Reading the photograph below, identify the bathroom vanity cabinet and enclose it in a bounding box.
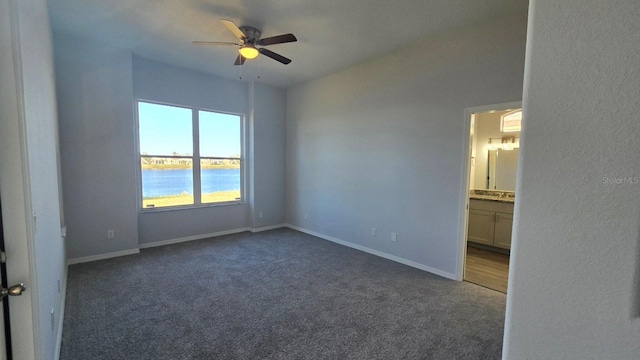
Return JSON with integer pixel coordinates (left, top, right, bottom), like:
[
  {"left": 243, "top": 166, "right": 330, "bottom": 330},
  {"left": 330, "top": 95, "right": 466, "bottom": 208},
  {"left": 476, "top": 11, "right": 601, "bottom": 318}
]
[{"left": 468, "top": 199, "right": 514, "bottom": 250}]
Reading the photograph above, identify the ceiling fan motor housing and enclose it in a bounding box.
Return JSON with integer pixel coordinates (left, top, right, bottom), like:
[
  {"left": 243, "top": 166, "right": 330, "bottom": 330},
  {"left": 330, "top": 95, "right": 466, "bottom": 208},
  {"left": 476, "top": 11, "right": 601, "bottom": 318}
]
[{"left": 239, "top": 26, "right": 261, "bottom": 43}]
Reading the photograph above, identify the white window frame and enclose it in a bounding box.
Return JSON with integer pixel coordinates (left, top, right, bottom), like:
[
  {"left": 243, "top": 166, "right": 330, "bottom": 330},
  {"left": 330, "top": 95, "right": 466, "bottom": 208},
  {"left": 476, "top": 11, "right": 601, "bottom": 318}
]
[
  {"left": 500, "top": 109, "right": 522, "bottom": 132},
  {"left": 136, "top": 99, "right": 246, "bottom": 211}
]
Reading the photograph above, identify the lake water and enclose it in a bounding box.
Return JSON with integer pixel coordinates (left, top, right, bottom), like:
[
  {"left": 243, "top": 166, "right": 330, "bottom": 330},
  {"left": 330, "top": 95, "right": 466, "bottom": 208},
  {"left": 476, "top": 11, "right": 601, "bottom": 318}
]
[{"left": 142, "top": 168, "right": 240, "bottom": 197}]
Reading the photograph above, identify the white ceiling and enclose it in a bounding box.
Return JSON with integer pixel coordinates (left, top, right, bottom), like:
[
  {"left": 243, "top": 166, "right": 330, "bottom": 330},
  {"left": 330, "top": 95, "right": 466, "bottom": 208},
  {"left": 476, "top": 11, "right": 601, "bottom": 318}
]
[{"left": 47, "top": 0, "right": 528, "bottom": 88}]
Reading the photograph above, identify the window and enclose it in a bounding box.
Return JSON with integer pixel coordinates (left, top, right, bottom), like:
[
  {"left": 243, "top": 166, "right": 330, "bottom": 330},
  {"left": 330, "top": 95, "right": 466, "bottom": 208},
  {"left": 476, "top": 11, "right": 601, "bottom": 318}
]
[
  {"left": 138, "top": 101, "right": 243, "bottom": 209},
  {"left": 500, "top": 109, "right": 522, "bottom": 132}
]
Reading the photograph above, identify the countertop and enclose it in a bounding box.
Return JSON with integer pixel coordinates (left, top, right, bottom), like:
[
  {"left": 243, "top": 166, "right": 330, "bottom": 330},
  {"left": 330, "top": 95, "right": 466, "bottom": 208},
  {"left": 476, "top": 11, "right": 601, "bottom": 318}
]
[
  {"left": 469, "top": 194, "right": 515, "bottom": 203},
  {"left": 469, "top": 190, "right": 515, "bottom": 203}
]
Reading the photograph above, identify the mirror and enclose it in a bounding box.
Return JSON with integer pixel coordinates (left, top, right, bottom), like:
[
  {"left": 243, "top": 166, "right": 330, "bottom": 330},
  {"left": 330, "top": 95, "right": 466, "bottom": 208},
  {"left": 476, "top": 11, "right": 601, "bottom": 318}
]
[
  {"left": 487, "top": 149, "right": 519, "bottom": 191},
  {"left": 470, "top": 108, "right": 521, "bottom": 192}
]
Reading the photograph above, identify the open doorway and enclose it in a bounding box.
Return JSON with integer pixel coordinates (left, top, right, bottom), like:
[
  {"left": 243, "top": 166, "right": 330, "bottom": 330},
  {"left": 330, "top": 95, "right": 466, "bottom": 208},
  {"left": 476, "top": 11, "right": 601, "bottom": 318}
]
[{"left": 459, "top": 102, "right": 521, "bottom": 293}]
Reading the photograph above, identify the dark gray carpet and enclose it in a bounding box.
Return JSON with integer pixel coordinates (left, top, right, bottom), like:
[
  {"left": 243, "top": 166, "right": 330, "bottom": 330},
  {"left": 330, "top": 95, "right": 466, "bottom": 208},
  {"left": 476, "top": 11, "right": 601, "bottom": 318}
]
[{"left": 60, "top": 228, "right": 506, "bottom": 359}]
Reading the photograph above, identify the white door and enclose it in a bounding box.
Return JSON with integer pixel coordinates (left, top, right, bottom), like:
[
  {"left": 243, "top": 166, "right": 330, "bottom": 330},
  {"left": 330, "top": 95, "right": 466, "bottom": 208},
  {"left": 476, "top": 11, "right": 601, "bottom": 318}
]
[
  {"left": 0, "top": 197, "right": 29, "bottom": 360},
  {"left": 0, "top": 267, "right": 5, "bottom": 360},
  {"left": 1, "top": 0, "right": 38, "bottom": 358}
]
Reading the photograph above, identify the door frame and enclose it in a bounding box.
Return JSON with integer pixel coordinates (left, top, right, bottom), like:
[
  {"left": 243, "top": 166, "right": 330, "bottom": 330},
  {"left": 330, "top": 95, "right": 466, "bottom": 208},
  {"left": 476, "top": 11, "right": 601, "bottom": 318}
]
[{"left": 455, "top": 101, "right": 522, "bottom": 281}]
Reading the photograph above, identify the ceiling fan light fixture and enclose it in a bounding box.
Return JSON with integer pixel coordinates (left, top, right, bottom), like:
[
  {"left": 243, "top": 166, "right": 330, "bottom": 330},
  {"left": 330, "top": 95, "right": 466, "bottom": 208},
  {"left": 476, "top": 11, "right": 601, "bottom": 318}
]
[
  {"left": 239, "top": 45, "right": 259, "bottom": 59},
  {"left": 194, "top": 20, "right": 295, "bottom": 65}
]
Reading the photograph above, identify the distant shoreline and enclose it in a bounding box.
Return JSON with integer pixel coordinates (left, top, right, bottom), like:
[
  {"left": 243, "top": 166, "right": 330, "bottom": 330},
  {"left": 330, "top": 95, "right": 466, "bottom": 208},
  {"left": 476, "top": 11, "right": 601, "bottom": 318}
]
[{"left": 142, "top": 164, "right": 240, "bottom": 170}]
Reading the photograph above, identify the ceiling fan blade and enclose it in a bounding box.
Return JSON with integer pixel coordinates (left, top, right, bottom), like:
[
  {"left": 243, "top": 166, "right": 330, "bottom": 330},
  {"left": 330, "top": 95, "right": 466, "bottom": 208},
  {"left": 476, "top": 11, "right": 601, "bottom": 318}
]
[
  {"left": 258, "top": 33, "right": 297, "bottom": 46},
  {"left": 234, "top": 54, "right": 247, "bottom": 66},
  {"left": 259, "top": 48, "right": 292, "bottom": 64},
  {"left": 220, "top": 19, "right": 246, "bottom": 40},
  {"left": 192, "top": 41, "right": 240, "bottom": 46}
]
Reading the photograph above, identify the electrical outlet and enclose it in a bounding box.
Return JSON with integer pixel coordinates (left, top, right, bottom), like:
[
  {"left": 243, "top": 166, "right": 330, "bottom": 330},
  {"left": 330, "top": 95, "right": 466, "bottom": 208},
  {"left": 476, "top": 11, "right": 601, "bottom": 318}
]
[
  {"left": 391, "top": 232, "right": 397, "bottom": 242},
  {"left": 304, "top": 213, "right": 308, "bottom": 219},
  {"left": 259, "top": 211, "right": 263, "bottom": 218},
  {"left": 107, "top": 230, "right": 114, "bottom": 239},
  {"left": 371, "top": 228, "right": 377, "bottom": 236}
]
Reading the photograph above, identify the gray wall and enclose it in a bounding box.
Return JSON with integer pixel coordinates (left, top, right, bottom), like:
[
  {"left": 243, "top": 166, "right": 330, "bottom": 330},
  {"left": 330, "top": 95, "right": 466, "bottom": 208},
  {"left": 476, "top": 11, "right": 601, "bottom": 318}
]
[
  {"left": 286, "top": 14, "right": 527, "bottom": 278},
  {"left": 54, "top": 42, "right": 287, "bottom": 257},
  {"left": 504, "top": 0, "right": 640, "bottom": 358},
  {"left": 0, "top": 0, "right": 66, "bottom": 358},
  {"left": 252, "top": 82, "right": 287, "bottom": 228},
  {"left": 55, "top": 34, "right": 139, "bottom": 259},
  {"left": 133, "top": 57, "right": 286, "bottom": 244},
  {"left": 133, "top": 57, "right": 250, "bottom": 244}
]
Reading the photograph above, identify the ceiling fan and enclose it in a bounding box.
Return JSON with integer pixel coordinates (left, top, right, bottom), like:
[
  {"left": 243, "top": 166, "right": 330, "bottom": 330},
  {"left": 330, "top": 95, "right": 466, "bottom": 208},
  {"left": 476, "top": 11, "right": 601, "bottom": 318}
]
[{"left": 193, "top": 19, "right": 297, "bottom": 65}]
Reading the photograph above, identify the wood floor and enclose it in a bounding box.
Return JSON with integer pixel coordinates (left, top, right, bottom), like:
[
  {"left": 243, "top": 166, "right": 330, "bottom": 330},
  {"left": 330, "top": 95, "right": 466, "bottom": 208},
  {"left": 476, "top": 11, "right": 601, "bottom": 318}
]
[{"left": 464, "top": 246, "right": 510, "bottom": 293}]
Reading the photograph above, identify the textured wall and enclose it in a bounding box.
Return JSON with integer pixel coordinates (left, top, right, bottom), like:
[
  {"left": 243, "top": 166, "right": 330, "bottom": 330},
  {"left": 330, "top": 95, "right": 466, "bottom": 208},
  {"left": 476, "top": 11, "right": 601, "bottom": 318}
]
[
  {"left": 286, "top": 15, "right": 527, "bottom": 278},
  {"left": 503, "top": 0, "right": 640, "bottom": 358}
]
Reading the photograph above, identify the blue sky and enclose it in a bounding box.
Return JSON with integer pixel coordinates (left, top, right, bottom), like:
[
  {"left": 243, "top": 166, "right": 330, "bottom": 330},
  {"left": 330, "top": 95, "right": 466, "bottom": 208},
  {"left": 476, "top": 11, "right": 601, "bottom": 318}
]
[{"left": 138, "top": 102, "right": 241, "bottom": 157}]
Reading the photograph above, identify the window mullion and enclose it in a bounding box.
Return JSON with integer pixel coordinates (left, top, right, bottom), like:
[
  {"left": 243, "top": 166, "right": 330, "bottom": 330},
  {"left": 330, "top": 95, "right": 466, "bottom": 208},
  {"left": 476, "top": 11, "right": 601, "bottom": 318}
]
[{"left": 192, "top": 109, "right": 202, "bottom": 204}]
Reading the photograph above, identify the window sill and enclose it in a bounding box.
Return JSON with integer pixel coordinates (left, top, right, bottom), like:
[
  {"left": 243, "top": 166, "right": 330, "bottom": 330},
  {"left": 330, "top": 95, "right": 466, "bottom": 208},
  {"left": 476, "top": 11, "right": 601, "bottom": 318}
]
[{"left": 139, "top": 200, "right": 246, "bottom": 214}]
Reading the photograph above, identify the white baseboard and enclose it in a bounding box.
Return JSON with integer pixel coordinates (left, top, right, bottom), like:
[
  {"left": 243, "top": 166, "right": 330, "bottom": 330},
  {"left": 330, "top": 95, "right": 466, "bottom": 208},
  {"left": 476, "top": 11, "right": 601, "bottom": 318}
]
[
  {"left": 138, "top": 227, "right": 252, "bottom": 249},
  {"left": 251, "top": 223, "right": 286, "bottom": 233},
  {"left": 67, "top": 248, "right": 140, "bottom": 265},
  {"left": 139, "top": 225, "right": 286, "bottom": 249},
  {"left": 64, "top": 226, "right": 456, "bottom": 281},
  {"left": 68, "top": 225, "right": 287, "bottom": 266},
  {"left": 55, "top": 264, "right": 68, "bottom": 360},
  {"left": 285, "top": 224, "right": 457, "bottom": 281}
]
